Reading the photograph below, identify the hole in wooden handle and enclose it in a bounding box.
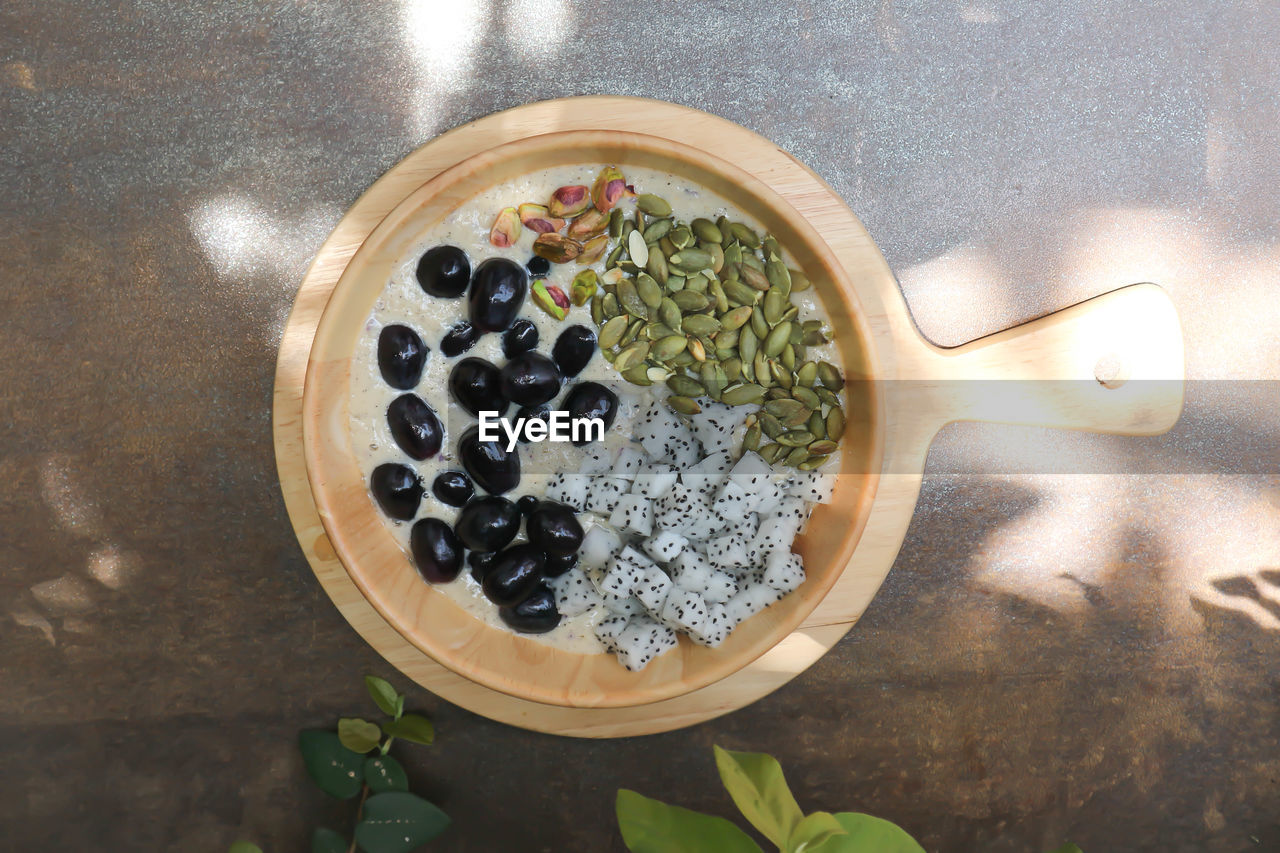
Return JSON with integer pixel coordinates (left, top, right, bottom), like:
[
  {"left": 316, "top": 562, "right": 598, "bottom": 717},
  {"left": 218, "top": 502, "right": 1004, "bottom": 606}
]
[{"left": 1094, "top": 352, "right": 1129, "bottom": 389}]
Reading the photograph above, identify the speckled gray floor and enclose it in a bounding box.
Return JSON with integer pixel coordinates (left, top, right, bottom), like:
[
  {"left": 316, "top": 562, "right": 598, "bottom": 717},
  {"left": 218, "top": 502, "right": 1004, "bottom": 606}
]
[{"left": 2, "top": 1, "right": 1278, "bottom": 851}]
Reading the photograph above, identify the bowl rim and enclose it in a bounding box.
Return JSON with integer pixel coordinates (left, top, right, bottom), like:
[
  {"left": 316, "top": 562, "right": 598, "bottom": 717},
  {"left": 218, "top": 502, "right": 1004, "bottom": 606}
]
[{"left": 302, "top": 128, "right": 884, "bottom": 708}]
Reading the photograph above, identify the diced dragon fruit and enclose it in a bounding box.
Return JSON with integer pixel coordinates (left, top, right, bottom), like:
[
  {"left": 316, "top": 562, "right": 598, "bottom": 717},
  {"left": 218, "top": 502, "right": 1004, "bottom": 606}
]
[
  {"left": 722, "top": 581, "right": 784, "bottom": 626},
  {"left": 578, "top": 522, "right": 623, "bottom": 569},
  {"left": 723, "top": 511, "right": 760, "bottom": 542},
  {"left": 633, "top": 564, "right": 673, "bottom": 616},
  {"left": 615, "top": 615, "right": 678, "bottom": 671},
  {"left": 611, "top": 446, "right": 646, "bottom": 482},
  {"left": 661, "top": 588, "right": 710, "bottom": 635},
  {"left": 787, "top": 469, "right": 836, "bottom": 503},
  {"left": 600, "top": 591, "right": 645, "bottom": 616},
  {"left": 762, "top": 550, "right": 805, "bottom": 593},
  {"left": 703, "top": 570, "right": 740, "bottom": 603},
  {"left": 594, "top": 614, "right": 630, "bottom": 652},
  {"left": 544, "top": 472, "right": 589, "bottom": 511},
  {"left": 578, "top": 444, "right": 614, "bottom": 476},
  {"left": 631, "top": 463, "right": 678, "bottom": 500},
  {"left": 586, "top": 477, "right": 629, "bottom": 515},
  {"left": 643, "top": 529, "right": 687, "bottom": 563},
  {"left": 686, "top": 602, "right": 731, "bottom": 647},
  {"left": 599, "top": 554, "right": 647, "bottom": 597},
  {"left": 686, "top": 401, "right": 746, "bottom": 455},
  {"left": 670, "top": 552, "right": 712, "bottom": 593},
  {"left": 752, "top": 514, "right": 803, "bottom": 560},
  {"left": 610, "top": 494, "right": 653, "bottom": 537},
  {"left": 551, "top": 569, "right": 604, "bottom": 616},
  {"left": 769, "top": 496, "right": 809, "bottom": 524},
  {"left": 705, "top": 534, "right": 753, "bottom": 572}
]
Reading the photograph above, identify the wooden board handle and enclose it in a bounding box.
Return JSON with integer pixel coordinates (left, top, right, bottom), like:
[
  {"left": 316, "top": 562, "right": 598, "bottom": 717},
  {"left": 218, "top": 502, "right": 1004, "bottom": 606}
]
[{"left": 915, "top": 283, "right": 1184, "bottom": 435}]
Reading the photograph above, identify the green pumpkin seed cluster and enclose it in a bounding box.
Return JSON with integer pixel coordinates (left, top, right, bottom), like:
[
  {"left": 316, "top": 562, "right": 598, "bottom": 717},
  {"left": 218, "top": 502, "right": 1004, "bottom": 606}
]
[{"left": 589, "top": 191, "right": 846, "bottom": 469}]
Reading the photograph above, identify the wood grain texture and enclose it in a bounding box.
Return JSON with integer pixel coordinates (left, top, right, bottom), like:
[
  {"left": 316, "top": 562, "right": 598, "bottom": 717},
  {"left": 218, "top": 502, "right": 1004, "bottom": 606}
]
[{"left": 274, "top": 96, "right": 1184, "bottom": 736}]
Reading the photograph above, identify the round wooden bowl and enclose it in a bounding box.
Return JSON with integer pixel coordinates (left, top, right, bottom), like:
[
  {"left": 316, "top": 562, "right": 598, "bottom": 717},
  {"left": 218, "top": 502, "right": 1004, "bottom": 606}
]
[{"left": 302, "top": 130, "right": 883, "bottom": 709}]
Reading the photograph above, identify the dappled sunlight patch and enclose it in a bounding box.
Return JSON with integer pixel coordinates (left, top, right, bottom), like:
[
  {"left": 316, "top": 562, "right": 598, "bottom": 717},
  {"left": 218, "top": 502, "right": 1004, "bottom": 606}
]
[{"left": 30, "top": 573, "right": 96, "bottom": 616}]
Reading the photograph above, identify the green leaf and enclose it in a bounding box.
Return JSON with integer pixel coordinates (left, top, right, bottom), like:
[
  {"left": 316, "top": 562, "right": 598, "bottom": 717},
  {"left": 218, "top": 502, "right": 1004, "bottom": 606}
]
[
  {"left": 228, "top": 844, "right": 263, "bottom": 853},
  {"left": 310, "top": 827, "right": 348, "bottom": 853},
  {"left": 616, "top": 789, "right": 763, "bottom": 853},
  {"left": 298, "top": 730, "right": 365, "bottom": 799},
  {"left": 364, "top": 754, "right": 409, "bottom": 793},
  {"left": 787, "top": 812, "right": 846, "bottom": 853},
  {"left": 365, "top": 675, "right": 399, "bottom": 717},
  {"left": 1047, "top": 846, "right": 1084, "bottom": 853},
  {"left": 338, "top": 717, "right": 383, "bottom": 754},
  {"left": 712, "top": 746, "right": 804, "bottom": 847},
  {"left": 354, "top": 791, "right": 450, "bottom": 853},
  {"left": 809, "top": 813, "right": 925, "bottom": 853},
  {"left": 393, "top": 693, "right": 405, "bottom": 720},
  {"left": 381, "top": 713, "right": 435, "bottom": 746}
]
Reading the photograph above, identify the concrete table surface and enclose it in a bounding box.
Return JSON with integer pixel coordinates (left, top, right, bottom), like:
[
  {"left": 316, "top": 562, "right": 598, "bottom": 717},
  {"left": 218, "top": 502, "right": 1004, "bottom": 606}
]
[{"left": 3, "top": 1, "right": 1278, "bottom": 850}]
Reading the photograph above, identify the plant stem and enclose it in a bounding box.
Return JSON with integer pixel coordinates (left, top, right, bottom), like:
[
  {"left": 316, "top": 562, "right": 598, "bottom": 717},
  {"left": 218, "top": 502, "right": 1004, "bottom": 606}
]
[{"left": 346, "top": 784, "right": 370, "bottom": 853}]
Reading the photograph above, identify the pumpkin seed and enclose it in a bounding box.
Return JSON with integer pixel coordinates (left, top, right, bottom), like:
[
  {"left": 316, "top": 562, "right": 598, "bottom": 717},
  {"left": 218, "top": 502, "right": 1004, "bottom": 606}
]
[
  {"left": 816, "top": 387, "right": 841, "bottom": 407},
  {"left": 671, "top": 350, "right": 695, "bottom": 366},
  {"left": 704, "top": 362, "right": 727, "bottom": 400},
  {"left": 666, "top": 274, "right": 686, "bottom": 292},
  {"left": 740, "top": 252, "right": 764, "bottom": 272},
  {"left": 796, "top": 361, "right": 818, "bottom": 386},
  {"left": 667, "top": 374, "right": 704, "bottom": 396},
  {"left": 599, "top": 347, "right": 616, "bottom": 363},
  {"left": 722, "top": 383, "right": 767, "bottom": 406},
  {"left": 808, "top": 410, "right": 826, "bottom": 439},
  {"left": 672, "top": 289, "right": 709, "bottom": 312},
  {"left": 763, "top": 321, "right": 792, "bottom": 357},
  {"left": 646, "top": 323, "right": 677, "bottom": 341},
  {"left": 652, "top": 335, "right": 688, "bottom": 361},
  {"left": 602, "top": 292, "right": 620, "bottom": 318},
  {"left": 763, "top": 288, "right": 788, "bottom": 324},
  {"left": 669, "top": 248, "right": 714, "bottom": 272},
  {"left": 765, "top": 259, "right": 791, "bottom": 295},
  {"left": 729, "top": 222, "right": 761, "bottom": 248},
  {"left": 818, "top": 361, "right": 845, "bottom": 390},
  {"left": 766, "top": 387, "right": 789, "bottom": 401},
  {"left": 825, "top": 407, "right": 845, "bottom": 440},
  {"left": 808, "top": 440, "right": 838, "bottom": 455},
  {"left": 742, "top": 424, "right": 761, "bottom": 453},
  {"left": 598, "top": 315, "right": 628, "bottom": 348},
  {"left": 643, "top": 217, "right": 672, "bottom": 242},
  {"left": 646, "top": 247, "right": 669, "bottom": 284},
  {"left": 614, "top": 341, "right": 650, "bottom": 370},
  {"left": 769, "top": 360, "right": 793, "bottom": 389},
  {"left": 671, "top": 225, "right": 694, "bottom": 249},
  {"left": 723, "top": 242, "right": 742, "bottom": 267},
  {"left": 617, "top": 278, "right": 649, "bottom": 318},
  {"left": 783, "top": 446, "right": 809, "bottom": 467},
  {"left": 789, "top": 268, "right": 811, "bottom": 292},
  {"left": 627, "top": 230, "right": 649, "bottom": 268},
  {"left": 688, "top": 337, "right": 706, "bottom": 361},
  {"left": 740, "top": 263, "right": 770, "bottom": 291},
  {"left": 621, "top": 364, "right": 653, "bottom": 385},
  {"left": 777, "top": 430, "right": 815, "bottom": 448},
  {"left": 636, "top": 273, "right": 663, "bottom": 309},
  {"left": 685, "top": 272, "right": 708, "bottom": 292},
  {"left": 722, "top": 356, "right": 743, "bottom": 382},
  {"left": 634, "top": 208, "right": 645, "bottom": 230},
  {"left": 719, "top": 305, "right": 753, "bottom": 332},
  {"left": 723, "top": 280, "right": 759, "bottom": 307},
  {"left": 667, "top": 395, "right": 700, "bottom": 415},
  {"left": 759, "top": 443, "right": 785, "bottom": 464},
  {"left": 608, "top": 208, "right": 625, "bottom": 238},
  {"left": 658, "top": 297, "right": 682, "bottom": 330},
  {"left": 760, "top": 413, "right": 784, "bottom": 439},
  {"left": 762, "top": 235, "right": 781, "bottom": 260},
  {"left": 791, "top": 385, "right": 821, "bottom": 410},
  {"left": 798, "top": 454, "right": 830, "bottom": 470},
  {"left": 706, "top": 243, "right": 725, "bottom": 273},
  {"left": 717, "top": 215, "right": 734, "bottom": 246},
  {"left": 606, "top": 244, "right": 624, "bottom": 270},
  {"left": 647, "top": 366, "right": 670, "bottom": 382},
  {"left": 716, "top": 328, "right": 740, "bottom": 349},
  {"left": 754, "top": 351, "right": 771, "bottom": 389},
  {"left": 707, "top": 280, "right": 727, "bottom": 313},
  {"left": 636, "top": 193, "right": 672, "bottom": 217},
  {"left": 741, "top": 353, "right": 755, "bottom": 382},
  {"left": 591, "top": 293, "right": 604, "bottom": 325},
  {"left": 751, "top": 306, "right": 769, "bottom": 339},
  {"left": 780, "top": 343, "right": 796, "bottom": 371},
  {"left": 620, "top": 220, "right": 636, "bottom": 242},
  {"left": 682, "top": 313, "right": 722, "bottom": 336},
  {"left": 622, "top": 318, "right": 645, "bottom": 346},
  {"left": 765, "top": 397, "right": 810, "bottom": 425},
  {"left": 740, "top": 325, "right": 759, "bottom": 366},
  {"left": 691, "top": 218, "right": 722, "bottom": 244}
]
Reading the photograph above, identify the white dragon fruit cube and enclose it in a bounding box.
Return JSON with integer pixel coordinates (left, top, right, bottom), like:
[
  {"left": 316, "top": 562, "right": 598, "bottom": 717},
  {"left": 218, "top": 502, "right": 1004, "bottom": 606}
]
[
  {"left": 661, "top": 588, "right": 710, "bottom": 635},
  {"left": 703, "top": 570, "right": 740, "bottom": 604},
  {"left": 600, "top": 591, "right": 645, "bottom": 616},
  {"left": 594, "top": 614, "right": 630, "bottom": 652},
  {"left": 586, "top": 477, "right": 629, "bottom": 516},
  {"left": 544, "top": 472, "right": 589, "bottom": 511},
  {"left": 611, "top": 446, "right": 647, "bottom": 482},
  {"left": 787, "top": 469, "right": 836, "bottom": 503},
  {"left": 713, "top": 479, "right": 753, "bottom": 516},
  {"left": 551, "top": 569, "right": 604, "bottom": 617},
  {"left": 752, "top": 514, "right": 803, "bottom": 560},
  {"left": 579, "top": 523, "right": 623, "bottom": 569},
  {"left": 705, "top": 534, "right": 753, "bottom": 572},
  {"left": 680, "top": 498, "right": 721, "bottom": 541},
  {"left": 769, "top": 496, "right": 809, "bottom": 524},
  {"left": 614, "top": 615, "right": 678, "bottom": 671},
  {"left": 744, "top": 477, "right": 785, "bottom": 513},
  {"left": 722, "top": 582, "right": 781, "bottom": 627},
  {"left": 687, "top": 401, "right": 744, "bottom": 455},
  {"left": 633, "top": 564, "right": 673, "bottom": 616},
  {"left": 578, "top": 444, "right": 614, "bottom": 476},
  {"left": 643, "top": 530, "right": 687, "bottom": 564},
  {"left": 670, "top": 552, "right": 712, "bottom": 593},
  {"left": 724, "top": 512, "right": 760, "bottom": 541},
  {"left": 763, "top": 550, "right": 805, "bottom": 593},
  {"left": 610, "top": 494, "right": 653, "bottom": 537},
  {"left": 599, "top": 555, "right": 646, "bottom": 597},
  {"left": 686, "top": 602, "right": 731, "bottom": 647},
  {"left": 631, "top": 463, "right": 678, "bottom": 500}
]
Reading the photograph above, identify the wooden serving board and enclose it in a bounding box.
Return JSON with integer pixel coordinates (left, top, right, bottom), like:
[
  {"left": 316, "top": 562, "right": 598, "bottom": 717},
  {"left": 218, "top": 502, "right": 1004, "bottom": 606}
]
[{"left": 273, "top": 96, "right": 1184, "bottom": 737}]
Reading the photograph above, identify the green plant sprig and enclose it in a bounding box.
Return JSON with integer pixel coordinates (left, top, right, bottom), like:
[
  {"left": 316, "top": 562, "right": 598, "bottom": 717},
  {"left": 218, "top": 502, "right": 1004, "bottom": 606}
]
[
  {"left": 229, "top": 675, "right": 449, "bottom": 853},
  {"left": 616, "top": 745, "right": 1082, "bottom": 853}
]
